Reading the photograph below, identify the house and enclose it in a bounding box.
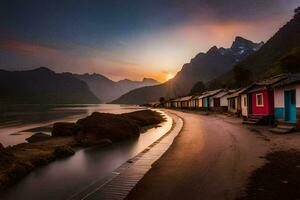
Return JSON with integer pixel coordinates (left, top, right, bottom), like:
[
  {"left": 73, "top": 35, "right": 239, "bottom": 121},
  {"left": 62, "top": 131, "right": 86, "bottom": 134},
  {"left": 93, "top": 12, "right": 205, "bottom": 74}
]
[
  {"left": 192, "top": 95, "right": 202, "bottom": 109},
  {"left": 242, "top": 75, "right": 288, "bottom": 125},
  {"left": 209, "top": 90, "right": 229, "bottom": 111},
  {"left": 197, "top": 89, "right": 224, "bottom": 110},
  {"left": 164, "top": 100, "right": 172, "bottom": 108},
  {"left": 180, "top": 96, "right": 193, "bottom": 108},
  {"left": 188, "top": 96, "right": 197, "bottom": 108},
  {"left": 171, "top": 98, "right": 181, "bottom": 108},
  {"left": 227, "top": 88, "right": 249, "bottom": 116},
  {"left": 193, "top": 95, "right": 201, "bottom": 108},
  {"left": 272, "top": 73, "right": 300, "bottom": 129}
]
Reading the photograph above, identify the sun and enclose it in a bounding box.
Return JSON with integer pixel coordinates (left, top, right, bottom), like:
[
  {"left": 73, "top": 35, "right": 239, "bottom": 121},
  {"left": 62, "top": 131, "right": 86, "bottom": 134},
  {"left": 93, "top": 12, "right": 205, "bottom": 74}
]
[{"left": 166, "top": 73, "right": 175, "bottom": 81}]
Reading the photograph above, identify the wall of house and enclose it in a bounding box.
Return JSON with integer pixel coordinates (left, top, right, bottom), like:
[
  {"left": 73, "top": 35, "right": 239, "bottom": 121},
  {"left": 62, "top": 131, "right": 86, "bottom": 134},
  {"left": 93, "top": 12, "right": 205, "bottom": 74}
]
[
  {"left": 198, "top": 99, "right": 202, "bottom": 107},
  {"left": 241, "top": 94, "right": 248, "bottom": 117},
  {"left": 209, "top": 97, "right": 214, "bottom": 107},
  {"left": 203, "top": 98, "right": 208, "bottom": 107},
  {"left": 220, "top": 96, "right": 228, "bottom": 107},
  {"left": 228, "top": 97, "right": 238, "bottom": 113},
  {"left": 274, "top": 83, "right": 300, "bottom": 120},
  {"left": 189, "top": 100, "right": 195, "bottom": 108},
  {"left": 251, "top": 90, "right": 274, "bottom": 115}
]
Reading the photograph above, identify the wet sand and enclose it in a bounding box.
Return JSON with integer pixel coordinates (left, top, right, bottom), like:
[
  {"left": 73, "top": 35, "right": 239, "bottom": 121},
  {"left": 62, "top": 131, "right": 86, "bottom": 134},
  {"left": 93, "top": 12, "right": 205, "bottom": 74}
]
[{"left": 126, "top": 110, "right": 270, "bottom": 200}]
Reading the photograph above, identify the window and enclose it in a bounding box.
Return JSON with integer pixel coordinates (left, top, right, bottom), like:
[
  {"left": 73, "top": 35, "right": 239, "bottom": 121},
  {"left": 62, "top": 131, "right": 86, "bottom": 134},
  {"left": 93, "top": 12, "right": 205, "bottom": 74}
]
[
  {"left": 243, "top": 96, "right": 247, "bottom": 107},
  {"left": 256, "top": 93, "right": 264, "bottom": 107}
]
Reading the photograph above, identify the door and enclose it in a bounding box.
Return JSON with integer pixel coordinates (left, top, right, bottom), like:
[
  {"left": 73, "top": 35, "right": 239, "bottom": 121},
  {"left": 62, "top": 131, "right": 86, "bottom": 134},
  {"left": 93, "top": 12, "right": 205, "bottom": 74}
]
[
  {"left": 214, "top": 98, "right": 220, "bottom": 107},
  {"left": 242, "top": 95, "right": 248, "bottom": 116},
  {"left": 285, "top": 90, "right": 297, "bottom": 122}
]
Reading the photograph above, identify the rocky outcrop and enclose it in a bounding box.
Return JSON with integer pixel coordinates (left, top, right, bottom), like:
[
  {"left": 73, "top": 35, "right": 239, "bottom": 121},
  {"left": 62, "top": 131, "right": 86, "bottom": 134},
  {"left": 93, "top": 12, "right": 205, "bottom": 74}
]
[
  {"left": 52, "top": 110, "right": 165, "bottom": 145},
  {"left": 52, "top": 123, "right": 80, "bottom": 136},
  {"left": 54, "top": 146, "right": 75, "bottom": 158},
  {"left": 26, "top": 133, "right": 51, "bottom": 143},
  {"left": 76, "top": 112, "right": 140, "bottom": 143},
  {"left": 122, "top": 109, "right": 164, "bottom": 127}
]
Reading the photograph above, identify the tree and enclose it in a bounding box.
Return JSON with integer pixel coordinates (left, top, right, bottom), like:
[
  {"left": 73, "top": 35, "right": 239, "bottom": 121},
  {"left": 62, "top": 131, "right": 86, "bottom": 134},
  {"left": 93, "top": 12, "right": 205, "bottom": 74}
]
[
  {"left": 190, "top": 81, "right": 206, "bottom": 95},
  {"left": 159, "top": 97, "right": 166, "bottom": 103},
  {"left": 206, "top": 79, "right": 224, "bottom": 90},
  {"left": 295, "top": 7, "right": 300, "bottom": 14},
  {"left": 233, "top": 66, "right": 252, "bottom": 88},
  {"left": 280, "top": 53, "right": 300, "bottom": 73}
]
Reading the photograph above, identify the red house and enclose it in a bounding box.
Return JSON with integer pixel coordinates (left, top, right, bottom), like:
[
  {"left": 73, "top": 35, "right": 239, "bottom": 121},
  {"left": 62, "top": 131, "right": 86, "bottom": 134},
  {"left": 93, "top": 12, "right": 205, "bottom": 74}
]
[{"left": 243, "top": 75, "right": 288, "bottom": 125}]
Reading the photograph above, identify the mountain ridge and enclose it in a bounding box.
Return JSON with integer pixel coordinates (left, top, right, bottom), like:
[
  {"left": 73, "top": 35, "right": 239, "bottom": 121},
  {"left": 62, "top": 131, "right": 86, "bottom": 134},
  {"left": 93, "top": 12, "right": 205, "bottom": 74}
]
[
  {"left": 0, "top": 67, "right": 100, "bottom": 104},
  {"left": 112, "top": 36, "right": 263, "bottom": 104},
  {"left": 66, "top": 73, "right": 160, "bottom": 103},
  {"left": 210, "top": 9, "right": 300, "bottom": 88}
]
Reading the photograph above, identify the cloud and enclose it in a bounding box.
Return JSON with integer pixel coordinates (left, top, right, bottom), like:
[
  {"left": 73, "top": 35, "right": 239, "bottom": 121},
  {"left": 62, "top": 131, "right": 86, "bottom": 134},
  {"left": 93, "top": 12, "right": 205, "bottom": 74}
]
[{"left": 0, "top": 37, "right": 167, "bottom": 81}]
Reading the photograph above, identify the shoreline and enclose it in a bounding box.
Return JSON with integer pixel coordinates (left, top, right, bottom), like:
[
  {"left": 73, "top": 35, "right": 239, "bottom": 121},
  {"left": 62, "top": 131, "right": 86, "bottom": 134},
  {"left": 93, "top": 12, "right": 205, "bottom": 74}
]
[
  {"left": 0, "top": 109, "right": 165, "bottom": 191},
  {"left": 68, "top": 110, "right": 183, "bottom": 200}
]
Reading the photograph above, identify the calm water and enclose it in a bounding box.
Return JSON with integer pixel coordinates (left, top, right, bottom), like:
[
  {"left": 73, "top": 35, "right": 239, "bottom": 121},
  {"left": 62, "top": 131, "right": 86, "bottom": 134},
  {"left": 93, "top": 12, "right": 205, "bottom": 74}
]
[
  {"left": 0, "top": 104, "right": 143, "bottom": 147},
  {"left": 0, "top": 104, "right": 172, "bottom": 200}
]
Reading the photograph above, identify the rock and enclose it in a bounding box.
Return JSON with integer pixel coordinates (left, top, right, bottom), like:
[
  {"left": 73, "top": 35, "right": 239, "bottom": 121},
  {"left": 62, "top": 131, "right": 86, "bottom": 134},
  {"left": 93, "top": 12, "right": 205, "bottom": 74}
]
[
  {"left": 122, "top": 110, "right": 164, "bottom": 127},
  {"left": 26, "top": 133, "right": 51, "bottom": 143},
  {"left": 79, "top": 138, "right": 113, "bottom": 147},
  {"left": 52, "top": 122, "right": 80, "bottom": 137},
  {"left": 76, "top": 112, "right": 140, "bottom": 142},
  {"left": 54, "top": 146, "right": 75, "bottom": 158}
]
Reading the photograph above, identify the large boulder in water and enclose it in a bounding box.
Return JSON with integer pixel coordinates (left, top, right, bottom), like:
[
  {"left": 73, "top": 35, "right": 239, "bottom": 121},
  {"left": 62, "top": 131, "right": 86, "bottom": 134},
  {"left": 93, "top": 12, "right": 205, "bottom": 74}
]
[
  {"left": 52, "top": 122, "right": 80, "bottom": 137},
  {"left": 26, "top": 133, "right": 51, "bottom": 143},
  {"left": 54, "top": 146, "right": 75, "bottom": 158},
  {"left": 76, "top": 112, "right": 140, "bottom": 142},
  {"left": 122, "top": 110, "right": 164, "bottom": 127}
]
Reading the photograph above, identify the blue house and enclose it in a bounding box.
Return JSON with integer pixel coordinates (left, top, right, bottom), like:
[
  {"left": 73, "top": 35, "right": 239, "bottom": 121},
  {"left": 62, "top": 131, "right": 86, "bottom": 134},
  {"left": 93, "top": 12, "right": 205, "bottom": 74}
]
[{"left": 273, "top": 74, "right": 300, "bottom": 128}]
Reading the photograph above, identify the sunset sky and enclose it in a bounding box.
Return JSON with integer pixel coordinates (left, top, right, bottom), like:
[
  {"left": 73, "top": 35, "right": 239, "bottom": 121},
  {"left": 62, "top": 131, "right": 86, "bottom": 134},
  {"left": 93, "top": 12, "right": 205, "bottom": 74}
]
[{"left": 0, "top": 0, "right": 299, "bottom": 82}]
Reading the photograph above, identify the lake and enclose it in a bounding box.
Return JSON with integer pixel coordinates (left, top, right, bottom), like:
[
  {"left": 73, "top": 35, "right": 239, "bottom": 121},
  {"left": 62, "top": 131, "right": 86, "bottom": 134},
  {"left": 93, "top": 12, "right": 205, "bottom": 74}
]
[{"left": 0, "top": 104, "right": 172, "bottom": 200}]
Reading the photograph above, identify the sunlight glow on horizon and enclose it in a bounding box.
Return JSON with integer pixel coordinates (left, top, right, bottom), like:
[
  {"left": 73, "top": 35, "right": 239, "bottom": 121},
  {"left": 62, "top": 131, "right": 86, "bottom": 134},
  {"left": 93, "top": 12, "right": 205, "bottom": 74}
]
[{"left": 166, "top": 73, "right": 175, "bottom": 81}]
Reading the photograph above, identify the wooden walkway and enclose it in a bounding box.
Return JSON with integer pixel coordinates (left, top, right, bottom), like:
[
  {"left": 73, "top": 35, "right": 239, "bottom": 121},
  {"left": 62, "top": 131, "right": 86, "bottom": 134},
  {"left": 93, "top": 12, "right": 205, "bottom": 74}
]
[{"left": 69, "top": 113, "right": 183, "bottom": 200}]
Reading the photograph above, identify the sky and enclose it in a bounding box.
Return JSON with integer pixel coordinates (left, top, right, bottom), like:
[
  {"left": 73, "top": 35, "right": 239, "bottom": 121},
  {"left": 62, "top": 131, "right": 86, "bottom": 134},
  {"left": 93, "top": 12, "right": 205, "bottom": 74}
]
[{"left": 0, "top": 0, "right": 299, "bottom": 82}]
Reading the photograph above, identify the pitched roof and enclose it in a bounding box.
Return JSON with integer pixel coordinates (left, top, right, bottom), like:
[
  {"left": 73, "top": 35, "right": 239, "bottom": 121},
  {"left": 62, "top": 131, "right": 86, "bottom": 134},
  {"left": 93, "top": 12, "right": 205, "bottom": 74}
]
[
  {"left": 212, "top": 90, "right": 230, "bottom": 98},
  {"left": 227, "top": 87, "right": 251, "bottom": 98},
  {"left": 272, "top": 73, "right": 300, "bottom": 88},
  {"left": 255, "top": 74, "right": 288, "bottom": 86},
  {"left": 171, "top": 96, "right": 193, "bottom": 102},
  {"left": 246, "top": 74, "right": 288, "bottom": 93},
  {"left": 179, "top": 96, "right": 193, "bottom": 101},
  {"left": 196, "top": 89, "right": 223, "bottom": 99}
]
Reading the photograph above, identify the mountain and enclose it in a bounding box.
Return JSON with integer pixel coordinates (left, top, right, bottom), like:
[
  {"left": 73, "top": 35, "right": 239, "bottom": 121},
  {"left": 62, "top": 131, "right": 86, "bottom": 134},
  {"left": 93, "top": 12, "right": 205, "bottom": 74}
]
[
  {"left": 66, "top": 73, "right": 160, "bottom": 103},
  {"left": 215, "top": 9, "right": 300, "bottom": 87},
  {"left": 113, "top": 37, "right": 263, "bottom": 104},
  {"left": 0, "top": 67, "right": 100, "bottom": 104},
  {"left": 67, "top": 73, "right": 120, "bottom": 103},
  {"left": 117, "top": 78, "right": 159, "bottom": 92}
]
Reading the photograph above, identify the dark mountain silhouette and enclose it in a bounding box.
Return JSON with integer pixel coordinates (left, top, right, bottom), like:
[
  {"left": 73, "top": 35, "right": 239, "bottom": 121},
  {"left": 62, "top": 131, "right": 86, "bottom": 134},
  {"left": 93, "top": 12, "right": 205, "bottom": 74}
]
[
  {"left": 66, "top": 73, "right": 160, "bottom": 103},
  {"left": 0, "top": 67, "right": 100, "bottom": 104},
  {"left": 215, "top": 9, "right": 300, "bottom": 88},
  {"left": 113, "top": 37, "right": 263, "bottom": 104}
]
